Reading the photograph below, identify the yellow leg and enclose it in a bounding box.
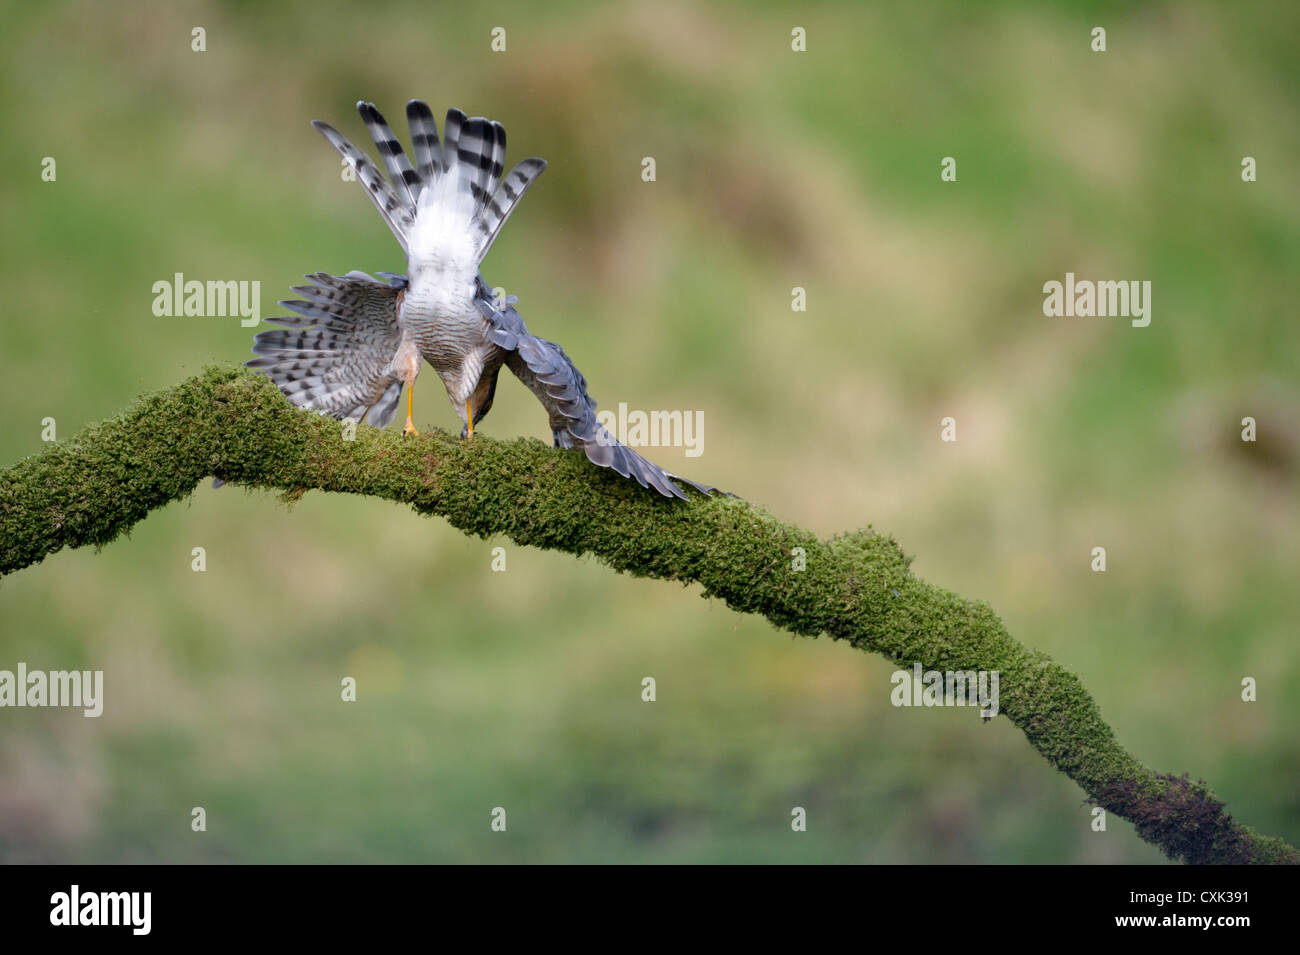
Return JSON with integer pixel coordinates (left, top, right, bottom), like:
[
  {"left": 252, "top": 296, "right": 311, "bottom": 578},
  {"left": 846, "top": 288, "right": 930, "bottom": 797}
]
[
  {"left": 465, "top": 400, "right": 474, "bottom": 439},
  {"left": 402, "top": 384, "right": 419, "bottom": 438}
]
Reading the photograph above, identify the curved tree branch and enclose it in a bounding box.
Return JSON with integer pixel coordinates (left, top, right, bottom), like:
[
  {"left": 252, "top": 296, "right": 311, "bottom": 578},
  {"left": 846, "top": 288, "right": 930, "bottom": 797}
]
[{"left": 0, "top": 367, "right": 1294, "bottom": 864}]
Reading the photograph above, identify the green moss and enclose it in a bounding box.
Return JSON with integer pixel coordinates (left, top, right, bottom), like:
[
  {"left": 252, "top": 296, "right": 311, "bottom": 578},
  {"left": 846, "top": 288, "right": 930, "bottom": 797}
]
[{"left": 0, "top": 365, "right": 1294, "bottom": 865}]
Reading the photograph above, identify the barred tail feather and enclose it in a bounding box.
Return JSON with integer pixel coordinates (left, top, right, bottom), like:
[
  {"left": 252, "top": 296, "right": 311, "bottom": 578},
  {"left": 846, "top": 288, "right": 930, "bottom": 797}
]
[
  {"left": 477, "top": 157, "right": 546, "bottom": 260},
  {"left": 357, "top": 101, "right": 422, "bottom": 209},
  {"left": 312, "top": 120, "right": 414, "bottom": 253},
  {"left": 405, "top": 100, "right": 442, "bottom": 180}
]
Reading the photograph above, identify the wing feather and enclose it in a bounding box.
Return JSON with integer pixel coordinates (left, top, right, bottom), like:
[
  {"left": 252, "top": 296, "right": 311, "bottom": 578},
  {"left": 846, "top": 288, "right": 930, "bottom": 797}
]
[
  {"left": 476, "top": 283, "right": 716, "bottom": 499},
  {"left": 247, "top": 271, "right": 408, "bottom": 429}
]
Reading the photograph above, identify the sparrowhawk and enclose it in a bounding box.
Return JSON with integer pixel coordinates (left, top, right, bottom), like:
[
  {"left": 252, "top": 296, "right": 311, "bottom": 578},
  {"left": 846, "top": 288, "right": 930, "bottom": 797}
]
[{"left": 245, "top": 99, "right": 714, "bottom": 499}]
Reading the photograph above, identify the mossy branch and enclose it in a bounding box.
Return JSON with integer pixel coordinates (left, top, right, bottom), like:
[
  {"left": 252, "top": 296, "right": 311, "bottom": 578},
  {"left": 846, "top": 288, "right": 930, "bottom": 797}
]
[{"left": 1, "top": 366, "right": 1294, "bottom": 864}]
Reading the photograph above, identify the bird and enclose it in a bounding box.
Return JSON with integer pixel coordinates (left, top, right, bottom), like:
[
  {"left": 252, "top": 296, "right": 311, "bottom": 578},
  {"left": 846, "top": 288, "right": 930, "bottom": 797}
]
[{"left": 245, "top": 98, "right": 715, "bottom": 500}]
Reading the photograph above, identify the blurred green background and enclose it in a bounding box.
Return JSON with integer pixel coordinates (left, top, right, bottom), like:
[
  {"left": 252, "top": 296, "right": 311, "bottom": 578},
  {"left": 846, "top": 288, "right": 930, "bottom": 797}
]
[{"left": 1, "top": 0, "right": 1296, "bottom": 863}]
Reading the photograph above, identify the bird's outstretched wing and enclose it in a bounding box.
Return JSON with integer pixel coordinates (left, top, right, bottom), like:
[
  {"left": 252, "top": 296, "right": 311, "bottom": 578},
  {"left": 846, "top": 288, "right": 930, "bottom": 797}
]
[
  {"left": 474, "top": 282, "right": 716, "bottom": 500},
  {"left": 247, "top": 271, "right": 408, "bottom": 426}
]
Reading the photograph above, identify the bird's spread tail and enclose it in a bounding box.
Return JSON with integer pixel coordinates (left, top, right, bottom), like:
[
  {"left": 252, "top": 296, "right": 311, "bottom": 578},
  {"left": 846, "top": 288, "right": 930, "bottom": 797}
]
[{"left": 313, "top": 100, "right": 546, "bottom": 266}]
